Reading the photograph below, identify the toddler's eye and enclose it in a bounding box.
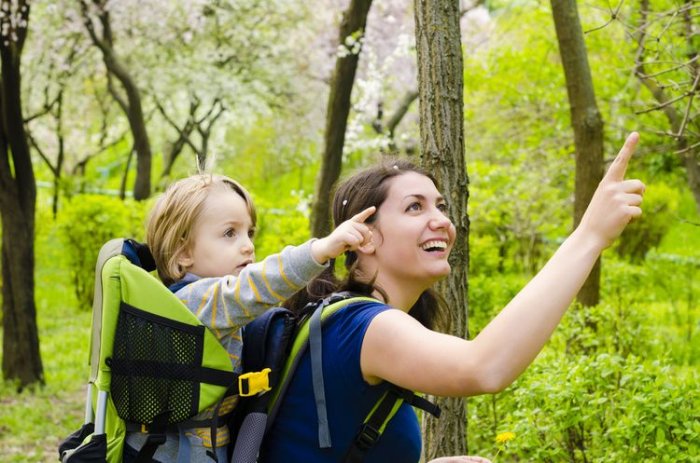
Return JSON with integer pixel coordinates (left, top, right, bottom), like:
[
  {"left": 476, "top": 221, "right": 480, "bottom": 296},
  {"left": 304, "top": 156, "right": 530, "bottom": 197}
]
[
  {"left": 248, "top": 228, "right": 256, "bottom": 239},
  {"left": 224, "top": 228, "right": 236, "bottom": 238}
]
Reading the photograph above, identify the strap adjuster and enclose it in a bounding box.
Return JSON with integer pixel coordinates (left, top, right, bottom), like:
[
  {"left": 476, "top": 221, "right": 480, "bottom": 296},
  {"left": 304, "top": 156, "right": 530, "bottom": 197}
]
[
  {"left": 356, "top": 423, "right": 381, "bottom": 450},
  {"left": 239, "top": 368, "right": 271, "bottom": 397}
]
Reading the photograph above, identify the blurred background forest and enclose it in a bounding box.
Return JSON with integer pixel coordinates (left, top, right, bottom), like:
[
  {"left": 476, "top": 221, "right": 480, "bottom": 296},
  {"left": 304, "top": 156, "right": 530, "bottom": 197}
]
[{"left": 0, "top": 0, "right": 698, "bottom": 461}]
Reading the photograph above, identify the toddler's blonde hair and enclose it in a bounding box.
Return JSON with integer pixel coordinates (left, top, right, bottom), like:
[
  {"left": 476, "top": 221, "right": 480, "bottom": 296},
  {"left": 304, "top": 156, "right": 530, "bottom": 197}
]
[{"left": 147, "top": 174, "right": 256, "bottom": 286}]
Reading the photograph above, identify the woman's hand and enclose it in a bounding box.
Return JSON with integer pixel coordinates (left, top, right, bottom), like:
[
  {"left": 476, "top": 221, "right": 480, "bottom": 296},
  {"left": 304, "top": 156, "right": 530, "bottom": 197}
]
[{"left": 577, "top": 132, "right": 645, "bottom": 251}]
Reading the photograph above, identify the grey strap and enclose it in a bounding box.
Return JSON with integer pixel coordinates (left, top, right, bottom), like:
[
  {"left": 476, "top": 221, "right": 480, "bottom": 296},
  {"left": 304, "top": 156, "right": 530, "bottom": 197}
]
[{"left": 309, "top": 305, "right": 332, "bottom": 448}]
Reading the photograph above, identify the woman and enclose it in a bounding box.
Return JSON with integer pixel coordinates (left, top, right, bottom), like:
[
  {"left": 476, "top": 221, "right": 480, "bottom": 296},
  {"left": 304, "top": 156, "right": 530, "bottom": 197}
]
[{"left": 261, "top": 133, "right": 645, "bottom": 462}]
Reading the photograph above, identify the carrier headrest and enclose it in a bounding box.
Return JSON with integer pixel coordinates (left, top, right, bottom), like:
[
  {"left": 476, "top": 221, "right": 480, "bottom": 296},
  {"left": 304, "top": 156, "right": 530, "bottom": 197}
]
[{"left": 122, "top": 239, "right": 157, "bottom": 272}]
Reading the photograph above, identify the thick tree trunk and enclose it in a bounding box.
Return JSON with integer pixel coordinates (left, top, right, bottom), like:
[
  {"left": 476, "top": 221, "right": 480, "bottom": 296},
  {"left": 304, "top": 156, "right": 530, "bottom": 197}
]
[
  {"left": 551, "top": 0, "right": 605, "bottom": 307},
  {"left": 0, "top": 0, "right": 44, "bottom": 388},
  {"left": 310, "top": 0, "right": 373, "bottom": 238},
  {"left": 414, "top": 0, "right": 469, "bottom": 458}
]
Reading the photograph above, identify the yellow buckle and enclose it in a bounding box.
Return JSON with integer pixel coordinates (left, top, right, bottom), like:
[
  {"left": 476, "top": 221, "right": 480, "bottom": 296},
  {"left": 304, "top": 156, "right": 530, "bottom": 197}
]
[{"left": 239, "top": 368, "right": 271, "bottom": 397}]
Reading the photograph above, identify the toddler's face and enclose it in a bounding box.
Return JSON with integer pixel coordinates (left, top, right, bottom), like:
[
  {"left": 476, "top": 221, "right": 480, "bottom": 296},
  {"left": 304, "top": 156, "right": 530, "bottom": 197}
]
[{"left": 178, "top": 187, "right": 255, "bottom": 278}]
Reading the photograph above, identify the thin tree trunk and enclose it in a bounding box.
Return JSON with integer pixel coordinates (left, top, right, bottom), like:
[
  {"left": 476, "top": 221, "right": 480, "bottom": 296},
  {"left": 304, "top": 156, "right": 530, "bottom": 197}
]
[
  {"left": 310, "top": 0, "right": 373, "bottom": 238},
  {"left": 0, "top": 0, "right": 44, "bottom": 388},
  {"left": 551, "top": 0, "right": 605, "bottom": 307},
  {"left": 634, "top": 0, "right": 700, "bottom": 215},
  {"left": 415, "top": 0, "right": 469, "bottom": 458},
  {"left": 81, "top": 0, "right": 152, "bottom": 200}
]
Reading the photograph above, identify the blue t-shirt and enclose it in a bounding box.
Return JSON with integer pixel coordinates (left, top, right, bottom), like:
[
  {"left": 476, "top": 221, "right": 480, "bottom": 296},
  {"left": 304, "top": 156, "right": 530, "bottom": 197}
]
[{"left": 260, "top": 301, "right": 422, "bottom": 462}]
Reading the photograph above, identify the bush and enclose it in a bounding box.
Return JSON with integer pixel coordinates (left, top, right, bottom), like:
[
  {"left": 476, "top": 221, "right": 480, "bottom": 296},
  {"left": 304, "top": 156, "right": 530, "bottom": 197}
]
[
  {"left": 615, "top": 182, "right": 679, "bottom": 263},
  {"left": 56, "top": 195, "right": 147, "bottom": 308},
  {"left": 467, "top": 294, "right": 700, "bottom": 462},
  {"left": 253, "top": 192, "right": 311, "bottom": 260}
]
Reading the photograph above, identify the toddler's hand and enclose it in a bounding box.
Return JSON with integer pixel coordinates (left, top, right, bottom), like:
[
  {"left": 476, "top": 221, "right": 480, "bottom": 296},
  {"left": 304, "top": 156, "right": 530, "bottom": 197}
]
[{"left": 311, "top": 206, "right": 375, "bottom": 264}]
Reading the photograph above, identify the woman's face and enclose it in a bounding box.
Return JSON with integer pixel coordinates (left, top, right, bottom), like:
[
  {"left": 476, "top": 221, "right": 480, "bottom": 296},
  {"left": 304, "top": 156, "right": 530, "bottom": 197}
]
[{"left": 365, "top": 171, "right": 456, "bottom": 291}]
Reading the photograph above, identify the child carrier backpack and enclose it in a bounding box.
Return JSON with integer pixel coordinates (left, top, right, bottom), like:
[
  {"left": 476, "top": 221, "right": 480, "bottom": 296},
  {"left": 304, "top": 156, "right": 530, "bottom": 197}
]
[
  {"left": 229, "top": 293, "right": 442, "bottom": 463},
  {"left": 58, "top": 239, "right": 272, "bottom": 463}
]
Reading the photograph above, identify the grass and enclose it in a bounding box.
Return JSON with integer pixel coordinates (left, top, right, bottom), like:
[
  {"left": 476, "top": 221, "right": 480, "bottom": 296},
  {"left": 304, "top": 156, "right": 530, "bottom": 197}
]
[{"left": 0, "top": 224, "right": 91, "bottom": 462}]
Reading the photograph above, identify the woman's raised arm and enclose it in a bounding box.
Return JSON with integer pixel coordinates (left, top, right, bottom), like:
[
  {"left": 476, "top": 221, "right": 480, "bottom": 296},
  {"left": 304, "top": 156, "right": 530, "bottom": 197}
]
[{"left": 361, "top": 133, "right": 645, "bottom": 396}]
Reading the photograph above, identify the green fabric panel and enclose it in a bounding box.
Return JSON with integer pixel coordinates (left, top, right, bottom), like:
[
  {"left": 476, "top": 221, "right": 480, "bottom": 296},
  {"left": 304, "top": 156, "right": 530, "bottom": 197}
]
[
  {"left": 104, "top": 397, "right": 126, "bottom": 463},
  {"left": 118, "top": 263, "right": 234, "bottom": 409},
  {"left": 198, "top": 330, "right": 233, "bottom": 409},
  {"left": 95, "top": 255, "right": 233, "bottom": 413},
  {"left": 94, "top": 257, "right": 124, "bottom": 391},
  {"left": 119, "top": 259, "right": 200, "bottom": 324}
]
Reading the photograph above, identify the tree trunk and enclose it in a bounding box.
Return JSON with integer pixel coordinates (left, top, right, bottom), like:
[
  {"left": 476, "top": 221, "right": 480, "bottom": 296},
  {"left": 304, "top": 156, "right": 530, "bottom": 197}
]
[
  {"left": 634, "top": 0, "right": 700, "bottom": 216},
  {"left": 414, "top": 0, "right": 469, "bottom": 458},
  {"left": 550, "top": 0, "right": 605, "bottom": 307},
  {"left": 0, "top": 0, "right": 44, "bottom": 388},
  {"left": 310, "top": 0, "right": 373, "bottom": 238},
  {"left": 81, "top": 0, "right": 152, "bottom": 200}
]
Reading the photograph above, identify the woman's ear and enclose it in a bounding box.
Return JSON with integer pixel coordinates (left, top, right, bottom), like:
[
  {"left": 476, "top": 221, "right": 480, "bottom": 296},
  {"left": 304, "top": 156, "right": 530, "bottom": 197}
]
[
  {"left": 357, "top": 227, "right": 380, "bottom": 255},
  {"left": 357, "top": 241, "right": 375, "bottom": 254}
]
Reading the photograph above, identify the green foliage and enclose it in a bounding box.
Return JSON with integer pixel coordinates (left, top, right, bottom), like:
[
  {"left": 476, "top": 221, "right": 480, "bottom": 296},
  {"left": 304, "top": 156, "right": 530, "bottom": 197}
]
[
  {"left": 253, "top": 192, "right": 312, "bottom": 260},
  {"left": 468, "top": 299, "right": 700, "bottom": 462},
  {"left": 615, "top": 182, "right": 680, "bottom": 263},
  {"left": 469, "top": 158, "right": 571, "bottom": 276},
  {"left": 468, "top": 272, "right": 528, "bottom": 333},
  {"left": 468, "top": 352, "right": 700, "bottom": 462},
  {"left": 56, "top": 195, "right": 148, "bottom": 308}
]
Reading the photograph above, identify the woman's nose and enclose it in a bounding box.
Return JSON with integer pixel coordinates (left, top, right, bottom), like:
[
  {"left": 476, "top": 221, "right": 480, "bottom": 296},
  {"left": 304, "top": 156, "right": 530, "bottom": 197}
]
[{"left": 429, "top": 209, "right": 453, "bottom": 230}]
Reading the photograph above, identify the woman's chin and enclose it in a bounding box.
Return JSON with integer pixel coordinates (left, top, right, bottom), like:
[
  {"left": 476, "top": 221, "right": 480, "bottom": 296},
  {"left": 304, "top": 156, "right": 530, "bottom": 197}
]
[{"left": 427, "top": 264, "right": 452, "bottom": 283}]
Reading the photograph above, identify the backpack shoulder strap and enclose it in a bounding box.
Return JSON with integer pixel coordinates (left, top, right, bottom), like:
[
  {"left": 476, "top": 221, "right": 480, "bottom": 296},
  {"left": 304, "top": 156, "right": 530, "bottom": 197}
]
[
  {"left": 265, "top": 293, "right": 440, "bottom": 459},
  {"left": 308, "top": 295, "right": 381, "bottom": 449},
  {"left": 343, "top": 385, "right": 441, "bottom": 463},
  {"left": 266, "top": 295, "right": 375, "bottom": 429}
]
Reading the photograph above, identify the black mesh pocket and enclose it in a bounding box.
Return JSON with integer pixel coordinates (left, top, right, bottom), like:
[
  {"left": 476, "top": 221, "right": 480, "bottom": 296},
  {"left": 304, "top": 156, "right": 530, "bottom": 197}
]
[{"left": 110, "top": 302, "right": 204, "bottom": 425}]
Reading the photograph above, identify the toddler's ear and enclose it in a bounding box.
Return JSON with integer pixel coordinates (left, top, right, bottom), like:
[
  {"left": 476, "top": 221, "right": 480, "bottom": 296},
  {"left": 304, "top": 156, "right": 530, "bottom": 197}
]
[{"left": 176, "top": 249, "right": 193, "bottom": 269}]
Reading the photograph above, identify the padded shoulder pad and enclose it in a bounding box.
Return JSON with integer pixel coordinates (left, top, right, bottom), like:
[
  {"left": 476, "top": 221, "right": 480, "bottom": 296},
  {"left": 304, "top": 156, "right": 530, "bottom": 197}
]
[
  {"left": 122, "top": 239, "right": 156, "bottom": 272},
  {"left": 241, "top": 308, "right": 297, "bottom": 386}
]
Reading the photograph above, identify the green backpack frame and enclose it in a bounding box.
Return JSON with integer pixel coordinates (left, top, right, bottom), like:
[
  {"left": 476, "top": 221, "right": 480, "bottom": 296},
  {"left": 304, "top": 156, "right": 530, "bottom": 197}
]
[{"left": 59, "top": 239, "right": 270, "bottom": 462}]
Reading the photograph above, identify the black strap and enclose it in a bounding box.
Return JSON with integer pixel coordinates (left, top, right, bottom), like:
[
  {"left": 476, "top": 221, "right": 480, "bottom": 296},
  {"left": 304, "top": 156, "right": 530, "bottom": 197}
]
[
  {"left": 133, "top": 411, "right": 170, "bottom": 463},
  {"left": 389, "top": 386, "right": 441, "bottom": 419},
  {"left": 110, "top": 358, "right": 238, "bottom": 388},
  {"left": 343, "top": 386, "right": 440, "bottom": 463},
  {"left": 205, "top": 383, "right": 238, "bottom": 463}
]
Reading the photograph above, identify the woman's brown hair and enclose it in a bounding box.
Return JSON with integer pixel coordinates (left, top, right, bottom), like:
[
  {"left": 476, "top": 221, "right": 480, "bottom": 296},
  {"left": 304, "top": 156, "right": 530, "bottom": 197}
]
[{"left": 285, "top": 159, "right": 450, "bottom": 332}]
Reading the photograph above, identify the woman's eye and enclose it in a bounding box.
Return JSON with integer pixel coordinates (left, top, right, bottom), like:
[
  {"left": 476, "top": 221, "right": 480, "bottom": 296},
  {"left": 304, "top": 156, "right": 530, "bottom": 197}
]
[
  {"left": 437, "top": 203, "right": 449, "bottom": 213},
  {"left": 406, "top": 202, "right": 422, "bottom": 212}
]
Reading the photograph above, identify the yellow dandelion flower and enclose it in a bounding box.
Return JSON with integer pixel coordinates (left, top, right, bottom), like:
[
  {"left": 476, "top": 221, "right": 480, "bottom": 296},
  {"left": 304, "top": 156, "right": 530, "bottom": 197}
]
[{"left": 495, "top": 431, "right": 516, "bottom": 444}]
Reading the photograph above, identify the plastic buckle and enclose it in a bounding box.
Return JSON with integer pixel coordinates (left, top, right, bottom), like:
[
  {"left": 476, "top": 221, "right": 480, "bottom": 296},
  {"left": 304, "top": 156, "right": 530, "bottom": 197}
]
[
  {"left": 356, "top": 423, "right": 381, "bottom": 450},
  {"left": 238, "top": 368, "right": 272, "bottom": 397}
]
